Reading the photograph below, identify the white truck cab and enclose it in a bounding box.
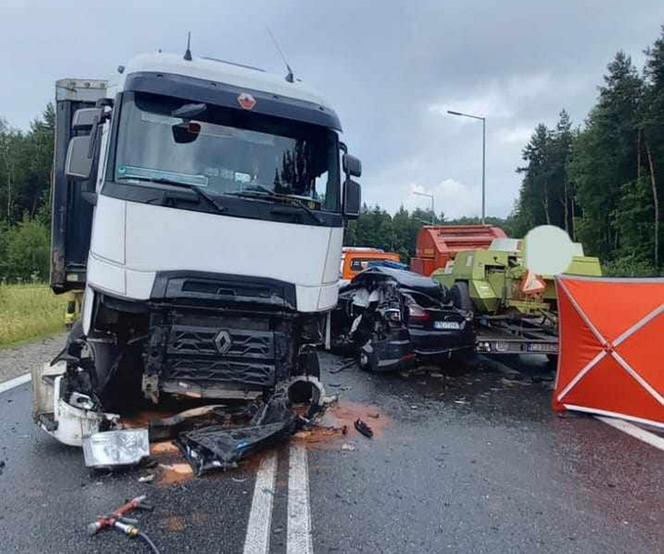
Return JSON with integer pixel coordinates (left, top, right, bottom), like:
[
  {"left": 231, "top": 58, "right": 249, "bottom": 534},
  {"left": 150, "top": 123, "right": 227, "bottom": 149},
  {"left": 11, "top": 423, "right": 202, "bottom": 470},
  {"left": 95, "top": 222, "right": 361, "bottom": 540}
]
[{"left": 37, "top": 51, "right": 361, "bottom": 442}]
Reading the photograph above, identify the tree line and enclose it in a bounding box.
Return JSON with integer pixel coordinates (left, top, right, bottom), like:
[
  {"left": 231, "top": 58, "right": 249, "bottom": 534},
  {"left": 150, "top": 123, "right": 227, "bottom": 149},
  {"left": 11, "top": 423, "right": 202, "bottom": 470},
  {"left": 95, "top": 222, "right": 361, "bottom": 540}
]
[
  {"left": 4, "top": 24, "right": 664, "bottom": 283},
  {"left": 511, "top": 26, "right": 664, "bottom": 276},
  {"left": 344, "top": 206, "right": 511, "bottom": 263},
  {"left": 0, "top": 104, "right": 54, "bottom": 282}
]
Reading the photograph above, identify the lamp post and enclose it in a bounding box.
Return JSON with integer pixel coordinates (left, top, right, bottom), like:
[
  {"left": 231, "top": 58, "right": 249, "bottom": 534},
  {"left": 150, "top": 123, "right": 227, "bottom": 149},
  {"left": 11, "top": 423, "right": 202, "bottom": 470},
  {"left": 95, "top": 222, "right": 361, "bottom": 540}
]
[
  {"left": 413, "top": 191, "right": 435, "bottom": 225},
  {"left": 447, "top": 110, "right": 486, "bottom": 224}
]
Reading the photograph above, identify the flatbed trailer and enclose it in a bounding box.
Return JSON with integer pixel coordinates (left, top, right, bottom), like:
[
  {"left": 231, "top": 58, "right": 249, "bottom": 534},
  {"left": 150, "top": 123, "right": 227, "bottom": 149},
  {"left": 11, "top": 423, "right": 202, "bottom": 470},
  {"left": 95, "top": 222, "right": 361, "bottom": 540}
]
[{"left": 474, "top": 313, "right": 558, "bottom": 356}]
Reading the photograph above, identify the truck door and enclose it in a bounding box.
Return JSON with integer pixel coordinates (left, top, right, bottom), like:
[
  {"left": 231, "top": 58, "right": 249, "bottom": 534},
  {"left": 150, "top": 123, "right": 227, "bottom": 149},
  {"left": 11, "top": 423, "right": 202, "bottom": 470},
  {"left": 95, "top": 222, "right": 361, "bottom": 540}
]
[{"left": 50, "top": 79, "right": 107, "bottom": 293}]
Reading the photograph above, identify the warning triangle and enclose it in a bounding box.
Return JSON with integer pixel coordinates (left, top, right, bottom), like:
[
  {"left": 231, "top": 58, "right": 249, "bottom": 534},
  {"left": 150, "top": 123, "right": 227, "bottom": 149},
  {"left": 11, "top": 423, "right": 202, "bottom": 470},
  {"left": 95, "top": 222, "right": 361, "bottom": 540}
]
[{"left": 521, "top": 270, "right": 546, "bottom": 295}]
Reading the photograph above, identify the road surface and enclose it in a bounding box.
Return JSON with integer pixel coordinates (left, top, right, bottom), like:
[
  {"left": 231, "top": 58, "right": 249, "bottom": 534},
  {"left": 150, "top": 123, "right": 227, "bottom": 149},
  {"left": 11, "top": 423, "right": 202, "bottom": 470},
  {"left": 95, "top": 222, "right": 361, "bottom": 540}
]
[{"left": 0, "top": 339, "right": 662, "bottom": 553}]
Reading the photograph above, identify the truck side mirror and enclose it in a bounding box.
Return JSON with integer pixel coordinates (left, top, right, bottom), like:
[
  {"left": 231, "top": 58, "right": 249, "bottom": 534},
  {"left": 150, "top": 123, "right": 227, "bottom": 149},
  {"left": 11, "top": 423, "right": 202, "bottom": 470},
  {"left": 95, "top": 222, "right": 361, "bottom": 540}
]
[
  {"left": 65, "top": 107, "right": 103, "bottom": 180},
  {"left": 65, "top": 135, "right": 93, "bottom": 180},
  {"left": 342, "top": 153, "right": 362, "bottom": 178},
  {"left": 343, "top": 178, "right": 361, "bottom": 219},
  {"left": 72, "top": 107, "right": 102, "bottom": 131}
]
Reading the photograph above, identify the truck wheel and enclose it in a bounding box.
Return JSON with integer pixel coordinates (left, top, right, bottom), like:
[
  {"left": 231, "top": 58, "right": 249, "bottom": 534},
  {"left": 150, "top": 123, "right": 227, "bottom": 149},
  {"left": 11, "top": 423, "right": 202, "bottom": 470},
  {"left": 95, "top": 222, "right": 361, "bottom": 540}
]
[{"left": 451, "top": 282, "right": 474, "bottom": 313}]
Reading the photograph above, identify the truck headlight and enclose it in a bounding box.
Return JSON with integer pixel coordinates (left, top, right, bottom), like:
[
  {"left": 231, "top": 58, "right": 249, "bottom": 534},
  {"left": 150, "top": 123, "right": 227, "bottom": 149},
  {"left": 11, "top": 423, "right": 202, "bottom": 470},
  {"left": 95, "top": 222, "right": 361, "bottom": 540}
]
[{"left": 82, "top": 429, "right": 150, "bottom": 468}]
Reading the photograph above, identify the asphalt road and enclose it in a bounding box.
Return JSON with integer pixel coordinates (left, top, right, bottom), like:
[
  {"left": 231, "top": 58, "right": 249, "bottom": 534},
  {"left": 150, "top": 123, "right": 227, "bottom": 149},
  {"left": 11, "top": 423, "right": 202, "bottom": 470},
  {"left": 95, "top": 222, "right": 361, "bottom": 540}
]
[{"left": 0, "top": 341, "right": 662, "bottom": 553}]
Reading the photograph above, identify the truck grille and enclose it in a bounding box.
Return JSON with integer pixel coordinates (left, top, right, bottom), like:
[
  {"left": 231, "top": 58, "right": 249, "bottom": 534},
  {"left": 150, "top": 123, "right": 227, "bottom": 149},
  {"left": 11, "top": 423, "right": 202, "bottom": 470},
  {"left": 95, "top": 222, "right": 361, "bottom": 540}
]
[
  {"left": 145, "top": 311, "right": 291, "bottom": 391},
  {"left": 168, "top": 325, "right": 273, "bottom": 359}
]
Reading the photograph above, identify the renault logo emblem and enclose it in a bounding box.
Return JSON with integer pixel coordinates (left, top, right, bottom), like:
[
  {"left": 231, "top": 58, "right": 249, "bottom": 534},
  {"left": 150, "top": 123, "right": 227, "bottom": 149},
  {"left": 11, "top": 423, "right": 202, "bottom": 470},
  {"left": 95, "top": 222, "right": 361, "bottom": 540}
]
[
  {"left": 214, "top": 330, "right": 232, "bottom": 354},
  {"left": 237, "top": 92, "right": 256, "bottom": 110}
]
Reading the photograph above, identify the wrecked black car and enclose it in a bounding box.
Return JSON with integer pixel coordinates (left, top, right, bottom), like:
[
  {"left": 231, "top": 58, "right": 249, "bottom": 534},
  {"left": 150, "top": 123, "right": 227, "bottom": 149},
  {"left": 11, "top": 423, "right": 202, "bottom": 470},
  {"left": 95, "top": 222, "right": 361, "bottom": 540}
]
[{"left": 331, "top": 266, "right": 475, "bottom": 371}]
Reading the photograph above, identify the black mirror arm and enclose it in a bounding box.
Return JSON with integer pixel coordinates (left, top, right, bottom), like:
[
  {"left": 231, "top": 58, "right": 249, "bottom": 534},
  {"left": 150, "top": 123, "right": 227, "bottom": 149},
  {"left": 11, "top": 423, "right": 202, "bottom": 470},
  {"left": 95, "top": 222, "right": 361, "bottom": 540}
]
[{"left": 87, "top": 116, "right": 100, "bottom": 159}]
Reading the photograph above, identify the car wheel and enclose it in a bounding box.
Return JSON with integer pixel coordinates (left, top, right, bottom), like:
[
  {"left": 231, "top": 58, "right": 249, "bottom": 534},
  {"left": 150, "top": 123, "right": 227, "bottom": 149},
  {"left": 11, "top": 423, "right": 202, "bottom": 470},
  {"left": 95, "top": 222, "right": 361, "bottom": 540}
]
[{"left": 450, "top": 282, "right": 474, "bottom": 313}]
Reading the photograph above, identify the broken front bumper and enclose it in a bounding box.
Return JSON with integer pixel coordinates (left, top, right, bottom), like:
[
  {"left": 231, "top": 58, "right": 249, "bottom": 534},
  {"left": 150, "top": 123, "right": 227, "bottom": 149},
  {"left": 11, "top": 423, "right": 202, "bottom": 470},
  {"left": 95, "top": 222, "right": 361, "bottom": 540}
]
[{"left": 32, "top": 362, "right": 119, "bottom": 447}]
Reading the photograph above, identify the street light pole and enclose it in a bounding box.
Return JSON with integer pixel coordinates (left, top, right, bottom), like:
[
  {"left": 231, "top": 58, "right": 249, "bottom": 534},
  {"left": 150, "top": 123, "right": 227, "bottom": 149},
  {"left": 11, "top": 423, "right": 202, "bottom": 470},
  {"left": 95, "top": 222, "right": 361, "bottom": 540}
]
[
  {"left": 447, "top": 110, "right": 486, "bottom": 224},
  {"left": 482, "top": 117, "right": 485, "bottom": 224},
  {"left": 413, "top": 191, "right": 435, "bottom": 225}
]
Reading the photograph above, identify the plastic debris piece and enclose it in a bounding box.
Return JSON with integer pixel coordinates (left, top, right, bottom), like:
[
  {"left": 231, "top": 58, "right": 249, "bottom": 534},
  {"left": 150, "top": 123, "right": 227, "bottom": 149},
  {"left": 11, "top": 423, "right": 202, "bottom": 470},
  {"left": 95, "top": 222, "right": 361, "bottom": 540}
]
[
  {"left": 175, "top": 391, "right": 302, "bottom": 476},
  {"left": 341, "top": 443, "right": 356, "bottom": 451},
  {"left": 354, "top": 418, "right": 374, "bottom": 439}
]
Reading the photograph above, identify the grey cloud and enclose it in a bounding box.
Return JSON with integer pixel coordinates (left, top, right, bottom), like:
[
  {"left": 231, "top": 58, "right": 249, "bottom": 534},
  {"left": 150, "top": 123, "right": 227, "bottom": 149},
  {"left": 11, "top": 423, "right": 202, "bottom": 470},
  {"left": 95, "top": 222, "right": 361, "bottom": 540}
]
[{"left": 1, "top": 0, "right": 663, "bottom": 217}]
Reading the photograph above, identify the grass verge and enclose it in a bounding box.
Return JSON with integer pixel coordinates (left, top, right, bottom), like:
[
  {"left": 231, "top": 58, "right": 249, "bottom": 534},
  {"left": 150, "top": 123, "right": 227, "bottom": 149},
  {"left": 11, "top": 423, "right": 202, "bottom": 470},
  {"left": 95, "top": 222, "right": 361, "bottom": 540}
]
[{"left": 0, "top": 284, "right": 68, "bottom": 348}]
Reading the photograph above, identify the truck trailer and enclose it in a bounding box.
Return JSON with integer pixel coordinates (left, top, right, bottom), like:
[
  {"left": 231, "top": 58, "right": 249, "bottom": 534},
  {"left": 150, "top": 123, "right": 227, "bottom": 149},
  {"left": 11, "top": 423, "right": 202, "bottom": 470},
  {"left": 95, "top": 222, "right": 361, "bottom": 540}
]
[{"left": 34, "top": 50, "right": 362, "bottom": 446}]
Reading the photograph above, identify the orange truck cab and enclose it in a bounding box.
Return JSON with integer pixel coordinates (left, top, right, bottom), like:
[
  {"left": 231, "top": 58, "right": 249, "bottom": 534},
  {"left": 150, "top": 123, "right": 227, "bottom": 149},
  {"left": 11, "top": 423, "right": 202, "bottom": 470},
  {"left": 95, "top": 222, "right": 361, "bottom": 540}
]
[{"left": 340, "top": 247, "right": 401, "bottom": 284}]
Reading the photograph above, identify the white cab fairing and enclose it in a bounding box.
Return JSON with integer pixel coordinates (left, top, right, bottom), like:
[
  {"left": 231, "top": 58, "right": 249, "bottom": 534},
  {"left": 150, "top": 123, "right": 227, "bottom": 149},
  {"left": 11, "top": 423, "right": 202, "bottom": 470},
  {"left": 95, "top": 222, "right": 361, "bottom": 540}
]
[
  {"left": 108, "top": 53, "right": 335, "bottom": 115},
  {"left": 87, "top": 195, "right": 342, "bottom": 312}
]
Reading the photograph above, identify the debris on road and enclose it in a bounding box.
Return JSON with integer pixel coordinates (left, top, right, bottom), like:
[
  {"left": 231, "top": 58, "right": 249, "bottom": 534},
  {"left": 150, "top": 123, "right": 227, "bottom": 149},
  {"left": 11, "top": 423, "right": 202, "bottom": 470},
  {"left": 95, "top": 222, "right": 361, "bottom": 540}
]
[
  {"left": 329, "top": 358, "right": 357, "bottom": 374},
  {"left": 138, "top": 474, "right": 155, "bottom": 483},
  {"left": 354, "top": 419, "right": 374, "bottom": 439},
  {"left": 82, "top": 429, "right": 150, "bottom": 469},
  {"left": 341, "top": 443, "right": 356, "bottom": 451},
  {"left": 176, "top": 381, "right": 326, "bottom": 475},
  {"left": 88, "top": 495, "right": 160, "bottom": 553}
]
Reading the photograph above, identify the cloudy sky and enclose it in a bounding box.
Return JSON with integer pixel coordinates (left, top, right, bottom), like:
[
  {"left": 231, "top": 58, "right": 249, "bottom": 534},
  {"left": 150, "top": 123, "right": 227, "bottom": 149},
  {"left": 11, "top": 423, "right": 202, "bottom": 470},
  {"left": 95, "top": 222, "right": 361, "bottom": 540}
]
[{"left": 2, "top": 1, "right": 664, "bottom": 218}]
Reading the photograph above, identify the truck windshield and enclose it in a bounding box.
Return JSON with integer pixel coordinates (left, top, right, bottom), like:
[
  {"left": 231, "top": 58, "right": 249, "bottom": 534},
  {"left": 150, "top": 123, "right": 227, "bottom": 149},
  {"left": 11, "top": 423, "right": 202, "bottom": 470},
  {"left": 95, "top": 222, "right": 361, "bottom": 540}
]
[{"left": 112, "top": 92, "right": 340, "bottom": 211}]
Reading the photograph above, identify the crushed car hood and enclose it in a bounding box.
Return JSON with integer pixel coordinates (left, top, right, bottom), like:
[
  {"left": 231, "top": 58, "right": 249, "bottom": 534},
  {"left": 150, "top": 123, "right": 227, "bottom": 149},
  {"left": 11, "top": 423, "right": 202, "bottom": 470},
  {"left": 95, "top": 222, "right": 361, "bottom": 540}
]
[{"left": 343, "top": 266, "right": 448, "bottom": 301}]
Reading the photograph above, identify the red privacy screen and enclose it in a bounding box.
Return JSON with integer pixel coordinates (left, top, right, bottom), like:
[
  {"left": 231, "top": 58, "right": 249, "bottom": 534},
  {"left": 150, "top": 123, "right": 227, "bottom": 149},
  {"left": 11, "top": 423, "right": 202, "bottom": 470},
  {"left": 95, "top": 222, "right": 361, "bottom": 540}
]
[{"left": 554, "top": 276, "right": 664, "bottom": 428}]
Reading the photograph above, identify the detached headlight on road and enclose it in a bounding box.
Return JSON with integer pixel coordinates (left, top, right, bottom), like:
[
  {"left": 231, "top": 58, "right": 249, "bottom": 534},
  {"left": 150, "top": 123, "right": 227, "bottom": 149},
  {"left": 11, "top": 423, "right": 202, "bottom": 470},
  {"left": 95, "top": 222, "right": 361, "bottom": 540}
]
[{"left": 82, "top": 429, "right": 150, "bottom": 468}]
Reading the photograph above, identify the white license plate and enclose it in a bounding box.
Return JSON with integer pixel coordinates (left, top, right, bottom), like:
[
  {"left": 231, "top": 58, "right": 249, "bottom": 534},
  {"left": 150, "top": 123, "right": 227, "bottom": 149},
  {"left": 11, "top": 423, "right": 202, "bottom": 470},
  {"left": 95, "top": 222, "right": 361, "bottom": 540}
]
[
  {"left": 528, "top": 343, "right": 558, "bottom": 353},
  {"left": 434, "top": 321, "right": 461, "bottom": 330}
]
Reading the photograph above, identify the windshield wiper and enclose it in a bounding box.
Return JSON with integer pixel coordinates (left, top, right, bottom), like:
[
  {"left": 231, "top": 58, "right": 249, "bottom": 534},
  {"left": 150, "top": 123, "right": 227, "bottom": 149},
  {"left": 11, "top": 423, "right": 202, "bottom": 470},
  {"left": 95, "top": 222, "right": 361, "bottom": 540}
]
[
  {"left": 232, "top": 186, "right": 323, "bottom": 225},
  {"left": 118, "top": 176, "right": 226, "bottom": 214}
]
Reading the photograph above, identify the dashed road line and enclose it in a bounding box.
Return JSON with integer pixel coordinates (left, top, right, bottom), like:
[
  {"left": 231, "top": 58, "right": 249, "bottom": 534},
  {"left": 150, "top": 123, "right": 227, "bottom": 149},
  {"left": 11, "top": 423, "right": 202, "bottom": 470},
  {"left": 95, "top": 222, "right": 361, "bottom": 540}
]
[
  {"left": 243, "top": 451, "right": 278, "bottom": 554},
  {"left": 0, "top": 372, "right": 31, "bottom": 394},
  {"left": 287, "top": 443, "right": 313, "bottom": 554},
  {"left": 596, "top": 416, "right": 664, "bottom": 451}
]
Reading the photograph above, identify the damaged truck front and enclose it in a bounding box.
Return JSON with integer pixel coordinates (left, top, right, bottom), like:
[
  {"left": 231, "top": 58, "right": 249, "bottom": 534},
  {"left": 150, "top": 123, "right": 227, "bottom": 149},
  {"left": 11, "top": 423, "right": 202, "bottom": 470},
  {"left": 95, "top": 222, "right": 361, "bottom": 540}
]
[{"left": 35, "top": 52, "right": 361, "bottom": 447}]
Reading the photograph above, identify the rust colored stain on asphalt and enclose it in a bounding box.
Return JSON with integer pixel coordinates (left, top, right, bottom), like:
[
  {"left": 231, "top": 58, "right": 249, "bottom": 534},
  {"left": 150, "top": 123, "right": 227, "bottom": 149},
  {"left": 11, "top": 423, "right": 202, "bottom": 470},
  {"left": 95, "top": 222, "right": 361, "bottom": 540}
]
[
  {"left": 122, "top": 410, "right": 177, "bottom": 429},
  {"left": 164, "top": 515, "right": 186, "bottom": 532},
  {"left": 297, "top": 401, "right": 390, "bottom": 448},
  {"left": 157, "top": 463, "right": 195, "bottom": 486},
  {"left": 151, "top": 441, "right": 179, "bottom": 456}
]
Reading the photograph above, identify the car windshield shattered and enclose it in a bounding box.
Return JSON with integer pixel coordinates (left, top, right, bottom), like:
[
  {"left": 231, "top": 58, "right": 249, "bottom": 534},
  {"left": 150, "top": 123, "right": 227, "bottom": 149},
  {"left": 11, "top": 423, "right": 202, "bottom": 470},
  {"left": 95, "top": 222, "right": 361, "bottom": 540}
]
[{"left": 112, "top": 91, "right": 341, "bottom": 211}]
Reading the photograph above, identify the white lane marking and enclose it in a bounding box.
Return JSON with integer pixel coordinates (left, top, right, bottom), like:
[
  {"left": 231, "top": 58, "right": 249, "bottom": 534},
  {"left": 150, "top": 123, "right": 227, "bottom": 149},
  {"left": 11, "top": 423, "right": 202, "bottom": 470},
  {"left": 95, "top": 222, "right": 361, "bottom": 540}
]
[
  {"left": 287, "top": 443, "right": 313, "bottom": 554},
  {"left": 243, "top": 452, "right": 278, "bottom": 554},
  {"left": 596, "top": 416, "right": 664, "bottom": 451},
  {"left": 0, "top": 372, "right": 31, "bottom": 394}
]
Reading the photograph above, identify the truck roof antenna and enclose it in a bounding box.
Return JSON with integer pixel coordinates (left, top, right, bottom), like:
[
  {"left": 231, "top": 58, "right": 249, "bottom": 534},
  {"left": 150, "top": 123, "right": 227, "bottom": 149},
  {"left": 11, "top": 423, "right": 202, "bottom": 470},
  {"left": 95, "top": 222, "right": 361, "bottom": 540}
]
[
  {"left": 266, "top": 27, "right": 294, "bottom": 83},
  {"left": 184, "top": 31, "right": 192, "bottom": 61}
]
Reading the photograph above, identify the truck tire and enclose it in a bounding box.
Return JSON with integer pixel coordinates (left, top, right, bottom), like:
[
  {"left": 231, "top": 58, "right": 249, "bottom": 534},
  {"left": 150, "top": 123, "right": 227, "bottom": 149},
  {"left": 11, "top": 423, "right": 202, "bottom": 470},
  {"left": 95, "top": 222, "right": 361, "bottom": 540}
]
[{"left": 451, "top": 282, "right": 474, "bottom": 313}]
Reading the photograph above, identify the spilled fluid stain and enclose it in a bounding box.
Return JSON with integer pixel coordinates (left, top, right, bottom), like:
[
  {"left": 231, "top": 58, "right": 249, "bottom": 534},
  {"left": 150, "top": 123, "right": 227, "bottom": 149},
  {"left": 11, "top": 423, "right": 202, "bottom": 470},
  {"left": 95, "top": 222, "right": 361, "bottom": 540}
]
[
  {"left": 157, "top": 463, "right": 195, "bottom": 486},
  {"left": 163, "top": 515, "right": 186, "bottom": 532},
  {"left": 296, "top": 401, "right": 390, "bottom": 449},
  {"left": 150, "top": 440, "right": 195, "bottom": 487},
  {"left": 122, "top": 409, "right": 178, "bottom": 429},
  {"left": 147, "top": 400, "right": 390, "bottom": 484}
]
